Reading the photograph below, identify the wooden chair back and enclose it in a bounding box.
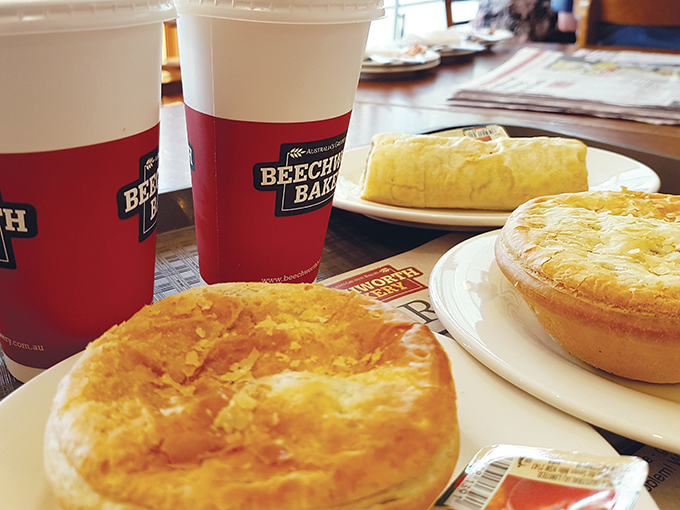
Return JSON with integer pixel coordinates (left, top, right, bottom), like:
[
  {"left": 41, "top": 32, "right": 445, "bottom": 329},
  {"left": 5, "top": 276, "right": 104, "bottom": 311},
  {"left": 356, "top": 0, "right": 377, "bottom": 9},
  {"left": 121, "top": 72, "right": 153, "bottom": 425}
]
[
  {"left": 444, "top": 0, "right": 454, "bottom": 27},
  {"left": 575, "top": 0, "right": 680, "bottom": 51}
]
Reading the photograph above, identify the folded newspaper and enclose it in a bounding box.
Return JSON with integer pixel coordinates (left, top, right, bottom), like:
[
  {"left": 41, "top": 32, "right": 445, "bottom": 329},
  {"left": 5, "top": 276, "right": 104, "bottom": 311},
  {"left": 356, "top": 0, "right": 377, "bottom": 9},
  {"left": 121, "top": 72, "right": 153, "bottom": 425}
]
[{"left": 449, "top": 47, "right": 680, "bottom": 125}]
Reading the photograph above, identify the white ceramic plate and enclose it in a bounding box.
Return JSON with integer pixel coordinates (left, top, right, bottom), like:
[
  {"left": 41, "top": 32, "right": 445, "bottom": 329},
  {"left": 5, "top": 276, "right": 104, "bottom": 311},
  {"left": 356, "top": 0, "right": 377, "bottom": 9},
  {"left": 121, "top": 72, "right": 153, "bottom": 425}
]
[
  {"left": 465, "top": 28, "right": 514, "bottom": 46},
  {"left": 435, "top": 41, "right": 486, "bottom": 58},
  {"left": 333, "top": 144, "right": 661, "bottom": 230},
  {"left": 0, "top": 337, "right": 659, "bottom": 510},
  {"left": 362, "top": 48, "right": 441, "bottom": 68},
  {"left": 361, "top": 50, "right": 441, "bottom": 78},
  {"left": 435, "top": 43, "right": 487, "bottom": 64},
  {"left": 429, "top": 230, "right": 680, "bottom": 454},
  {"left": 437, "top": 46, "right": 482, "bottom": 57}
]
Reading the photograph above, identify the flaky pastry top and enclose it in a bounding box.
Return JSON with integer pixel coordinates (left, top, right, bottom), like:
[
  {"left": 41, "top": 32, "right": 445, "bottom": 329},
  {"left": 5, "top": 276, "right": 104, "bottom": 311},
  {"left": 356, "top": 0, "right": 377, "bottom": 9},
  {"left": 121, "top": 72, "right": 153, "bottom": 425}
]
[
  {"left": 48, "top": 283, "right": 457, "bottom": 510},
  {"left": 498, "top": 190, "right": 680, "bottom": 317}
]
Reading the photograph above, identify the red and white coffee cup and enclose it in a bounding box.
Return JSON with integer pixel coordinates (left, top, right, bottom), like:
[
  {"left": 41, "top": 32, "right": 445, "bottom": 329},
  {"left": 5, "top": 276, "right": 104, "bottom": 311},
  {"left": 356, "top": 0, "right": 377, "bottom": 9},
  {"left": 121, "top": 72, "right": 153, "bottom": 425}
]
[
  {"left": 175, "top": 0, "right": 384, "bottom": 284},
  {"left": 0, "top": 0, "right": 176, "bottom": 381}
]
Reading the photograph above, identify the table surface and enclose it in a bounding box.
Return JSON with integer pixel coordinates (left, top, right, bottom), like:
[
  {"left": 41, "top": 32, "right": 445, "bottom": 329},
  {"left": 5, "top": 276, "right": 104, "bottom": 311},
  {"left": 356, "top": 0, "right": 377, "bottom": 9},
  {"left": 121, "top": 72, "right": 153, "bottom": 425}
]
[
  {"left": 2, "top": 42, "right": 678, "bottom": 510},
  {"left": 2, "top": 40, "right": 680, "bottom": 397}
]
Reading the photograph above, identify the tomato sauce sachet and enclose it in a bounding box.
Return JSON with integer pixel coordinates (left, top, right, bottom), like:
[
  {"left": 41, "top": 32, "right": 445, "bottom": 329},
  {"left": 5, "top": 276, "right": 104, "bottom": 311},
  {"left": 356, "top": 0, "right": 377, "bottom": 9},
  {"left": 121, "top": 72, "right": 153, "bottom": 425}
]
[{"left": 437, "top": 445, "right": 648, "bottom": 510}]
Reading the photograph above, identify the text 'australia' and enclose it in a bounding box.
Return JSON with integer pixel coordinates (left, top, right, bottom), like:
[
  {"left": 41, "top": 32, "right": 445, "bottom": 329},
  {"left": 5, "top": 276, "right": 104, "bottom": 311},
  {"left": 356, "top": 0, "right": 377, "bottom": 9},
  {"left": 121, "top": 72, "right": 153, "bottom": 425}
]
[{"left": 253, "top": 132, "right": 346, "bottom": 217}]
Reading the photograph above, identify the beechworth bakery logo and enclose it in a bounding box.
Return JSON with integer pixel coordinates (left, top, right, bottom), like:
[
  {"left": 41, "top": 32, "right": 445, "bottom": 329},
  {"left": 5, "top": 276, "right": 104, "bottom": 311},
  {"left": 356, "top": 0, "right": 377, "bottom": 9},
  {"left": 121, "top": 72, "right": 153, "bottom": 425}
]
[
  {"left": 117, "top": 147, "right": 159, "bottom": 242},
  {"left": 253, "top": 132, "right": 346, "bottom": 217},
  {"left": 0, "top": 190, "right": 38, "bottom": 270},
  {"left": 327, "top": 265, "right": 427, "bottom": 302}
]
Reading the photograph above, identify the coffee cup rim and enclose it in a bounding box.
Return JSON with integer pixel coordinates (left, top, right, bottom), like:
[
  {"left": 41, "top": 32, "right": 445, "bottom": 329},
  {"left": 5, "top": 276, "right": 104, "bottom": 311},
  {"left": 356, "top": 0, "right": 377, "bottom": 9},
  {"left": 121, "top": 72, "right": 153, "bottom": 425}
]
[
  {"left": 174, "top": 0, "right": 384, "bottom": 24},
  {"left": 0, "top": 0, "right": 176, "bottom": 35}
]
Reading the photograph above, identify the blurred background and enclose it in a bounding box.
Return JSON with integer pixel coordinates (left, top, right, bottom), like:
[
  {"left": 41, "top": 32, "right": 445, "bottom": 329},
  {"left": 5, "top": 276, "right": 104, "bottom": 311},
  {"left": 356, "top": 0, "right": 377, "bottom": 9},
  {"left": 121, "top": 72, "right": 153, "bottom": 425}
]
[{"left": 161, "top": 0, "right": 481, "bottom": 90}]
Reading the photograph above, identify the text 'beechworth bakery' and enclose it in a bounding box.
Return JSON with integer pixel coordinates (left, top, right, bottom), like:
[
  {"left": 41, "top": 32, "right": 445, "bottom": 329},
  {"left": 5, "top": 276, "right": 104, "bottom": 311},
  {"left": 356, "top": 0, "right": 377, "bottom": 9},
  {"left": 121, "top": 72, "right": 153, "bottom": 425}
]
[{"left": 253, "top": 132, "right": 346, "bottom": 217}]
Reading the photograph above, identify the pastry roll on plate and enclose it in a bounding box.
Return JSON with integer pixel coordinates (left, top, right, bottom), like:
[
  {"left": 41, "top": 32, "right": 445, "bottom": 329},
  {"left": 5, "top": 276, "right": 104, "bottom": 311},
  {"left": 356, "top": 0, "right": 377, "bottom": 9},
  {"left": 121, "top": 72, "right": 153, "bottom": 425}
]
[{"left": 360, "top": 133, "right": 588, "bottom": 211}]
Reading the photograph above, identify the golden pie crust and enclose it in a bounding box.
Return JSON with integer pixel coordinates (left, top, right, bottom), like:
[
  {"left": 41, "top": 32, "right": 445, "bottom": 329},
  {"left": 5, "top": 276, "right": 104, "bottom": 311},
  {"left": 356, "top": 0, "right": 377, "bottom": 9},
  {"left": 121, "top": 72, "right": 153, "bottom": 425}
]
[
  {"left": 44, "top": 283, "right": 459, "bottom": 510},
  {"left": 495, "top": 189, "right": 680, "bottom": 383},
  {"left": 360, "top": 133, "right": 588, "bottom": 211}
]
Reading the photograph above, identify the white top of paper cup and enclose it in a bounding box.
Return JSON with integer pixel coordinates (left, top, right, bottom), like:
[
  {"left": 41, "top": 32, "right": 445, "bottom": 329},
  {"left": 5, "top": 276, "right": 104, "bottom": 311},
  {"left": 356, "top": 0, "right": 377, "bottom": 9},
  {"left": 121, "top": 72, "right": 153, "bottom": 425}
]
[
  {"left": 0, "top": 0, "right": 176, "bottom": 35},
  {"left": 175, "top": 0, "right": 384, "bottom": 24}
]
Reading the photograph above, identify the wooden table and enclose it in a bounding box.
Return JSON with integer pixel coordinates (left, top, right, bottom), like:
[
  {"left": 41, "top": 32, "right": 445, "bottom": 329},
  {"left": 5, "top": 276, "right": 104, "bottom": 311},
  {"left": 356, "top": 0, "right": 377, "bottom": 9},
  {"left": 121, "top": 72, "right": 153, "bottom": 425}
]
[
  {"left": 4, "top": 40, "right": 680, "bottom": 395},
  {"left": 3, "top": 41, "right": 680, "bottom": 390},
  {"left": 2, "top": 42, "right": 679, "bottom": 510}
]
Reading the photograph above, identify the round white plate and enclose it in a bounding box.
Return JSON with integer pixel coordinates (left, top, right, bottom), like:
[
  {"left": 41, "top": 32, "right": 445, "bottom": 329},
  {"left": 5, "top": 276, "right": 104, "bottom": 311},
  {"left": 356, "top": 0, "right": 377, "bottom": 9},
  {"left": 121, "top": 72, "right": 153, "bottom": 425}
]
[
  {"left": 465, "top": 28, "right": 514, "bottom": 46},
  {"left": 435, "top": 44, "right": 486, "bottom": 64},
  {"left": 361, "top": 50, "right": 441, "bottom": 78},
  {"left": 436, "top": 41, "right": 486, "bottom": 58},
  {"left": 334, "top": 144, "right": 661, "bottom": 230},
  {"left": 438, "top": 46, "right": 481, "bottom": 57},
  {"left": 362, "top": 48, "right": 440, "bottom": 67},
  {"left": 0, "top": 336, "right": 659, "bottom": 510},
  {"left": 429, "top": 230, "right": 680, "bottom": 453}
]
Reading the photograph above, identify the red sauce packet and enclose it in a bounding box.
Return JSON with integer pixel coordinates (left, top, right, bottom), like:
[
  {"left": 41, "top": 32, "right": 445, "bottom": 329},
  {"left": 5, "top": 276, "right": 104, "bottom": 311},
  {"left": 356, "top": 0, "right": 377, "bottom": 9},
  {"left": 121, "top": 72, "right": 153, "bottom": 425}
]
[{"left": 436, "top": 444, "right": 649, "bottom": 510}]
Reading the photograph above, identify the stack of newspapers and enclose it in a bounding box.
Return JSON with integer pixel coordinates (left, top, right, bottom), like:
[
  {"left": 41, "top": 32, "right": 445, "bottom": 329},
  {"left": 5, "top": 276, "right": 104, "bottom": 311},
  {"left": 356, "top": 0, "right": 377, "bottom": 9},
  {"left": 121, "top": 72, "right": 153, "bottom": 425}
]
[{"left": 449, "top": 47, "right": 680, "bottom": 125}]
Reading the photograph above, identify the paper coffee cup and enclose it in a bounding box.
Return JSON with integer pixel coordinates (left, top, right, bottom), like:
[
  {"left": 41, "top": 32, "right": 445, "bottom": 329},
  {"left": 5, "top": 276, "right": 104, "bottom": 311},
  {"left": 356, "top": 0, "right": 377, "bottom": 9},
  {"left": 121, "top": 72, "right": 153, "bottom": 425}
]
[
  {"left": 0, "top": 0, "right": 176, "bottom": 382},
  {"left": 175, "top": 0, "right": 383, "bottom": 284}
]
